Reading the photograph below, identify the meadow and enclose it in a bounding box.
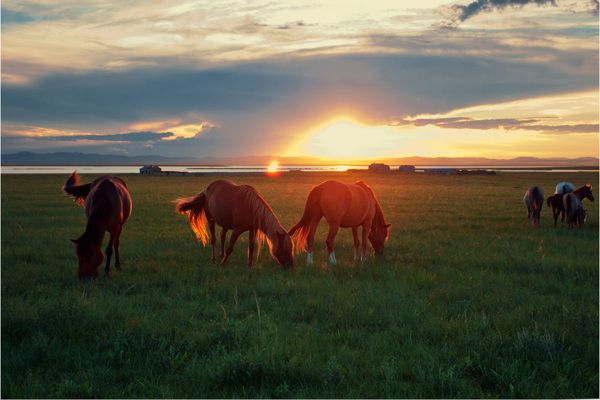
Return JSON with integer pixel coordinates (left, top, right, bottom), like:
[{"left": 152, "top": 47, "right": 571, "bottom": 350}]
[{"left": 1, "top": 171, "right": 598, "bottom": 398}]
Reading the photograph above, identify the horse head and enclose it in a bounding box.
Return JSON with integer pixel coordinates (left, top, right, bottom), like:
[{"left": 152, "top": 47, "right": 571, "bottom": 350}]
[
  {"left": 584, "top": 185, "right": 594, "bottom": 202},
  {"left": 273, "top": 230, "right": 294, "bottom": 268},
  {"left": 369, "top": 223, "right": 391, "bottom": 256},
  {"left": 71, "top": 236, "right": 103, "bottom": 280}
]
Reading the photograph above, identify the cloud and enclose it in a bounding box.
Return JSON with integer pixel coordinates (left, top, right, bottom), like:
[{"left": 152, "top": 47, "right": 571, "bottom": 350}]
[
  {"left": 1, "top": 8, "right": 37, "bottom": 25},
  {"left": 395, "top": 116, "right": 599, "bottom": 134},
  {"left": 441, "top": 0, "right": 599, "bottom": 28},
  {"left": 455, "top": 0, "right": 557, "bottom": 23},
  {"left": 36, "top": 131, "right": 176, "bottom": 142}
]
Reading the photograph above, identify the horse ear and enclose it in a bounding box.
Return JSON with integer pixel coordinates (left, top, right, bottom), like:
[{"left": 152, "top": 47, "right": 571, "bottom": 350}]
[
  {"left": 386, "top": 223, "right": 391, "bottom": 228},
  {"left": 71, "top": 238, "right": 79, "bottom": 244}
]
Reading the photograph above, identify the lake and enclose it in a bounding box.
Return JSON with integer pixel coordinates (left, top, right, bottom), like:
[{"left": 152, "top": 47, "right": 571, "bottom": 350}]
[{"left": 1, "top": 165, "right": 597, "bottom": 174}]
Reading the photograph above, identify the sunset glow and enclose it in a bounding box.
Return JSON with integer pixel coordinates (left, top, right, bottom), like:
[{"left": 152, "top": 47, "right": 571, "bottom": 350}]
[{"left": 1, "top": 0, "right": 597, "bottom": 163}]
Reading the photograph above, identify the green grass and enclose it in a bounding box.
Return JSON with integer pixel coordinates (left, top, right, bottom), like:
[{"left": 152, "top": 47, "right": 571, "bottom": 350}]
[{"left": 2, "top": 171, "right": 598, "bottom": 398}]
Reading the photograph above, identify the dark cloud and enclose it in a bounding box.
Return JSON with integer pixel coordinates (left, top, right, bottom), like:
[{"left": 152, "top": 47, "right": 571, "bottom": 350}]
[
  {"left": 0, "top": 8, "right": 44, "bottom": 25},
  {"left": 395, "top": 116, "right": 599, "bottom": 134},
  {"left": 38, "top": 131, "right": 175, "bottom": 142},
  {"left": 455, "top": 0, "right": 557, "bottom": 22},
  {"left": 1, "top": 65, "right": 308, "bottom": 126}
]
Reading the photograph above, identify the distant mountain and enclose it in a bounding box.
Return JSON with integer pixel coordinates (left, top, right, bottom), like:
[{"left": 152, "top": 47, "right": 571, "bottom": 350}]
[
  {"left": 1, "top": 151, "right": 196, "bottom": 165},
  {"left": 1, "top": 151, "right": 598, "bottom": 167}
]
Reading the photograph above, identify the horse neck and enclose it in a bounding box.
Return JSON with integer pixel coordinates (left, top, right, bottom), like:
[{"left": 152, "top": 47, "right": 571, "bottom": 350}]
[
  {"left": 83, "top": 218, "right": 105, "bottom": 245},
  {"left": 242, "top": 187, "right": 284, "bottom": 238},
  {"left": 255, "top": 200, "right": 284, "bottom": 240},
  {"left": 372, "top": 200, "right": 386, "bottom": 229},
  {"left": 573, "top": 188, "right": 587, "bottom": 201},
  {"left": 365, "top": 187, "right": 386, "bottom": 229}
]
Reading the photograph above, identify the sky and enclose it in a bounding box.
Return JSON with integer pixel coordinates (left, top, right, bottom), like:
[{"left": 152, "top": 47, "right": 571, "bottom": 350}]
[{"left": 1, "top": 0, "right": 599, "bottom": 161}]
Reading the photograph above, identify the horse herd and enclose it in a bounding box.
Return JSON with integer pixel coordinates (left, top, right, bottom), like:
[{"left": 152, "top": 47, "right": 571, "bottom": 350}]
[
  {"left": 62, "top": 171, "right": 593, "bottom": 281},
  {"left": 62, "top": 172, "right": 390, "bottom": 280},
  {"left": 523, "top": 181, "right": 594, "bottom": 228}
]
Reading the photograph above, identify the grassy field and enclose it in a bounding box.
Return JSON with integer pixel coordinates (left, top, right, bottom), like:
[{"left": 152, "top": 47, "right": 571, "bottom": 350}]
[{"left": 2, "top": 171, "right": 598, "bottom": 398}]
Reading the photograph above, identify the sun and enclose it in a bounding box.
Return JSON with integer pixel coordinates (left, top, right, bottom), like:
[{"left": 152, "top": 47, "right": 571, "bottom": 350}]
[
  {"left": 288, "top": 118, "right": 400, "bottom": 159},
  {"left": 267, "top": 160, "right": 280, "bottom": 176}
]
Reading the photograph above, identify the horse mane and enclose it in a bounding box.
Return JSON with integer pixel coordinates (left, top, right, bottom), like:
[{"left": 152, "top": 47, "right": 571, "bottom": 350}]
[
  {"left": 357, "top": 181, "right": 388, "bottom": 232},
  {"left": 239, "top": 185, "right": 286, "bottom": 257},
  {"left": 573, "top": 184, "right": 594, "bottom": 200}
]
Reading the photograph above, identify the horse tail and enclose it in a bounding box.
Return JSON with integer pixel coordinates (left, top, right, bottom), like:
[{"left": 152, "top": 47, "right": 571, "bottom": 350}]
[
  {"left": 62, "top": 171, "right": 91, "bottom": 206},
  {"left": 288, "top": 185, "right": 323, "bottom": 254},
  {"left": 175, "top": 191, "right": 209, "bottom": 246},
  {"left": 546, "top": 196, "right": 552, "bottom": 207}
]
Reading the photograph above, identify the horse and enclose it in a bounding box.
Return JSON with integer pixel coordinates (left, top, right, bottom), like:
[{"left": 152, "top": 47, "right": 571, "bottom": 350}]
[
  {"left": 523, "top": 186, "right": 543, "bottom": 225},
  {"left": 572, "top": 184, "right": 594, "bottom": 203},
  {"left": 62, "top": 171, "right": 132, "bottom": 280},
  {"left": 555, "top": 181, "right": 575, "bottom": 195},
  {"left": 563, "top": 193, "right": 587, "bottom": 229},
  {"left": 546, "top": 194, "right": 565, "bottom": 227},
  {"left": 175, "top": 180, "right": 294, "bottom": 268},
  {"left": 288, "top": 180, "right": 390, "bottom": 265}
]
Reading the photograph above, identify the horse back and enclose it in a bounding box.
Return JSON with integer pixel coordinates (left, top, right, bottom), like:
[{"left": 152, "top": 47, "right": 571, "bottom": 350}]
[
  {"left": 318, "top": 181, "right": 374, "bottom": 226},
  {"left": 563, "top": 193, "right": 581, "bottom": 214},
  {"left": 203, "top": 180, "right": 258, "bottom": 229},
  {"left": 527, "top": 186, "right": 543, "bottom": 209},
  {"left": 86, "top": 177, "right": 131, "bottom": 229}
]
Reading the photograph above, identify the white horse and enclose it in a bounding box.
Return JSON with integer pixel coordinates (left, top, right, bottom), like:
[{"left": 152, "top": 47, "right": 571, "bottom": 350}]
[{"left": 555, "top": 182, "right": 575, "bottom": 195}]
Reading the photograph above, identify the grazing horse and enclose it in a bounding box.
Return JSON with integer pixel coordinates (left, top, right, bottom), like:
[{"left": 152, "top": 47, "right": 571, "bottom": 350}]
[
  {"left": 62, "top": 172, "right": 132, "bottom": 280},
  {"left": 546, "top": 194, "right": 565, "bottom": 227},
  {"left": 555, "top": 181, "right": 575, "bottom": 195},
  {"left": 288, "top": 180, "right": 390, "bottom": 265},
  {"left": 523, "top": 186, "right": 543, "bottom": 225},
  {"left": 563, "top": 193, "right": 587, "bottom": 229},
  {"left": 175, "top": 180, "right": 294, "bottom": 268}
]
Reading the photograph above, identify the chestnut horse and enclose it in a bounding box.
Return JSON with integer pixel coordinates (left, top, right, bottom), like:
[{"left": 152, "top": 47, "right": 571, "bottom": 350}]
[
  {"left": 62, "top": 172, "right": 132, "bottom": 280},
  {"left": 288, "top": 180, "right": 390, "bottom": 265},
  {"left": 175, "top": 180, "right": 294, "bottom": 268}
]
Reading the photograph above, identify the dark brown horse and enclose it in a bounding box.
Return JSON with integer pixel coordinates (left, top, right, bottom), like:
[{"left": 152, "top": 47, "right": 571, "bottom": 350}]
[
  {"left": 175, "top": 180, "right": 294, "bottom": 268},
  {"left": 62, "top": 172, "right": 132, "bottom": 280},
  {"left": 546, "top": 193, "right": 565, "bottom": 227},
  {"left": 572, "top": 184, "right": 594, "bottom": 203},
  {"left": 288, "top": 180, "right": 390, "bottom": 265}
]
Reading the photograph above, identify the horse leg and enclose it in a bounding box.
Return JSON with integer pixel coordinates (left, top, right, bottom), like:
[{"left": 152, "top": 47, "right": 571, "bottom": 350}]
[
  {"left": 221, "top": 228, "right": 244, "bottom": 266},
  {"left": 351, "top": 226, "right": 360, "bottom": 262},
  {"left": 104, "top": 231, "right": 116, "bottom": 277},
  {"left": 305, "top": 220, "right": 320, "bottom": 265},
  {"left": 208, "top": 220, "right": 217, "bottom": 263},
  {"left": 361, "top": 223, "right": 371, "bottom": 263},
  {"left": 325, "top": 223, "right": 340, "bottom": 265},
  {"left": 247, "top": 229, "right": 256, "bottom": 267},
  {"left": 220, "top": 228, "right": 228, "bottom": 261},
  {"left": 113, "top": 224, "right": 123, "bottom": 270}
]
